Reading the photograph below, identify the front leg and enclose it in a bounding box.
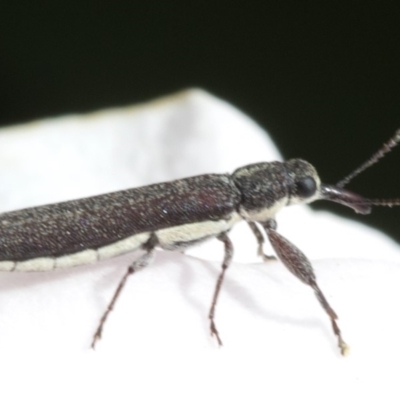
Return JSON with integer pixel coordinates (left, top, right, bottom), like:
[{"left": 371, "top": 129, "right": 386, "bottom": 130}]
[{"left": 262, "top": 219, "right": 349, "bottom": 356}]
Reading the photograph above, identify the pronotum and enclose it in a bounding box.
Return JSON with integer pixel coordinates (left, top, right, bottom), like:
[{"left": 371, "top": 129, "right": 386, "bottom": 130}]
[{"left": 1, "top": 131, "right": 399, "bottom": 354}]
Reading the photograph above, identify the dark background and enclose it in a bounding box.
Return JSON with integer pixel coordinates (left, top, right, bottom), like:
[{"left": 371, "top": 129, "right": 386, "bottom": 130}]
[{"left": 1, "top": 2, "right": 400, "bottom": 243}]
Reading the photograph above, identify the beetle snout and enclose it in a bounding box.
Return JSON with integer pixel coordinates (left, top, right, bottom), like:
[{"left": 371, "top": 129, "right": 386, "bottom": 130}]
[{"left": 319, "top": 184, "right": 372, "bottom": 215}]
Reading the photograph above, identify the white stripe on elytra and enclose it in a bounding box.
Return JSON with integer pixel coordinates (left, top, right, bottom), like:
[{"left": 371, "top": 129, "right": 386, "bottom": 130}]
[
  {"left": 15, "top": 257, "right": 55, "bottom": 272},
  {"left": 156, "top": 213, "right": 241, "bottom": 249},
  {"left": 0, "top": 261, "right": 16, "bottom": 271},
  {"left": 0, "top": 214, "right": 243, "bottom": 272},
  {"left": 97, "top": 232, "right": 150, "bottom": 260}
]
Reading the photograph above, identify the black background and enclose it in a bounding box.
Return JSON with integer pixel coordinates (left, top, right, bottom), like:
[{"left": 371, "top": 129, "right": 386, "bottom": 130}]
[{"left": 1, "top": 2, "right": 400, "bottom": 243}]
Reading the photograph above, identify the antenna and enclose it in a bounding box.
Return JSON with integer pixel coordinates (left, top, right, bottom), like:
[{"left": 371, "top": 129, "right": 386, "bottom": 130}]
[{"left": 336, "top": 129, "right": 400, "bottom": 188}]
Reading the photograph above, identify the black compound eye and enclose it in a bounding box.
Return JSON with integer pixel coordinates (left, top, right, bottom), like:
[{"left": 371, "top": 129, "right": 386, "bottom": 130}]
[{"left": 295, "top": 176, "right": 317, "bottom": 198}]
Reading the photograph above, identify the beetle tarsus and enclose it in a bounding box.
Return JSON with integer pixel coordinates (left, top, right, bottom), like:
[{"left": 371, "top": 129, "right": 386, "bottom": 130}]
[{"left": 209, "top": 319, "right": 223, "bottom": 346}]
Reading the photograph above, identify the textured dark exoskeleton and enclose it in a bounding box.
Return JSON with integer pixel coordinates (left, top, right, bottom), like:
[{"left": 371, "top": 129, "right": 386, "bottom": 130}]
[{"left": 1, "top": 131, "right": 400, "bottom": 355}]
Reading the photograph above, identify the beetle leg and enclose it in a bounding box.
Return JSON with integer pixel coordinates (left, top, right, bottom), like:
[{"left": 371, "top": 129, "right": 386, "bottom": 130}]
[
  {"left": 262, "top": 219, "right": 349, "bottom": 356},
  {"left": 91, "top": 234, "right": 157, "bottom": 349},
  {"left": 208, "top": 232, "right": 234, "bottom": 346},
  {"left": 247, "top": 221, "right": 276, "bottom": 261}
]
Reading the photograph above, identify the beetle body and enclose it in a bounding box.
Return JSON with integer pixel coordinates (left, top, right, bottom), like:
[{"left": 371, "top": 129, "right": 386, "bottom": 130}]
[
  {"left": 0, "top": 159, "right": 323, "bottom": 272},
  {"left": 1, "top": 131, "right": 399, "bottom": 354},
  {"left": 0, "top": 174, "right": 240, "bottom": 270}
]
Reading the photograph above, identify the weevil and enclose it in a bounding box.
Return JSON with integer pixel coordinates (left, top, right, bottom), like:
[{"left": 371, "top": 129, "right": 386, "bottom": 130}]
[{"left": 1, "top": 131, "right": 400, "bottom": 354}]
